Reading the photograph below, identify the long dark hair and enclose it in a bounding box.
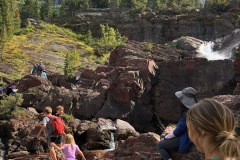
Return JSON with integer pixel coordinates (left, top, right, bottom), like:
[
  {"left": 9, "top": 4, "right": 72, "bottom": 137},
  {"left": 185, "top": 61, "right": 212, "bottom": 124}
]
[{"left": 181, "top": 103, "right": 188, "bottom": 113}]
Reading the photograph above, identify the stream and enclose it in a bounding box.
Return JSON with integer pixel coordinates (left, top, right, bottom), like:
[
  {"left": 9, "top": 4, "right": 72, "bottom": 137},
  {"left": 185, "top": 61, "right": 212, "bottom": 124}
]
[{"left": 0, "top": 138, "right": 5, "bottom": 160}]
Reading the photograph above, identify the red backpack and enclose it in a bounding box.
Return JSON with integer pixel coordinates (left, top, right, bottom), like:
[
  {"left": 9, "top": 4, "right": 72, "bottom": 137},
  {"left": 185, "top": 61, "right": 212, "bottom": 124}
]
[{"left": 48, "top": 115, "right": 65, "bottom": 136}]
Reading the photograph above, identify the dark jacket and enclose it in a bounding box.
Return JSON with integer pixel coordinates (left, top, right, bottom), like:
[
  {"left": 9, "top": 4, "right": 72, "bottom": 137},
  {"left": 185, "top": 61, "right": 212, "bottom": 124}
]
[
  {"left": 173, "top": 114, "right": 192, "bottom": 152},
  {"left": 6, "top": 85, "right": 14, "bottom": 95}
]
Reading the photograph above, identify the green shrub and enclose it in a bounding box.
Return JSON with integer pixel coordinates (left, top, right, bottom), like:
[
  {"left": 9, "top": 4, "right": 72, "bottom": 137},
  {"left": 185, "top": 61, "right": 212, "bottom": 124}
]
[
  {"left": 95, "top": 52, "right": 110, "bottom": 65},
  {"left": 18, "top": 23, "right": 35, "bottom": 35},
  {"left": 64, "top": 48, "right": 81, "bottom": 76},
  {"left": 144, "top": 43, "right": 153, "bottom": 52},
  {"left": 0, "top": 93, "right": 24, "bottom": 119},
  {"left": 234, "top": 51, "right": 240, "bottom": 57},
  {"left": 0, "top": 78, "right": 6, "bottom": 86},
  {"left": 94, "top": 24, "right": 127, "bottom": 56},
  {"left": 40, "top": 23, "right": 79, "bottom": 40},
  {"left": 63, "top": 113, "right": 74, "bottom": 120},
  {"left": 238, "top": 15, "right": 240, "bottom": 26},
  {"left": 85, "top": 30, "right": 94, "bottom": 45}
]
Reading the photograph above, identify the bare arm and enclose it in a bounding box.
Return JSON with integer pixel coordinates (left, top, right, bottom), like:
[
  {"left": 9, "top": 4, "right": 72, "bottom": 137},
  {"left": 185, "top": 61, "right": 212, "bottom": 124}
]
[
  {"left": 77, "top": 150, "right": 86, "bottom": 160},
  {"left": 63, "top": 123, "right": 70, "bottom": 131},
  {"left": 50, "top": 142, "right": 62, "bottom": 151},
  {"left": 36, "top": 125, "right": 46, "bottom": 139}
]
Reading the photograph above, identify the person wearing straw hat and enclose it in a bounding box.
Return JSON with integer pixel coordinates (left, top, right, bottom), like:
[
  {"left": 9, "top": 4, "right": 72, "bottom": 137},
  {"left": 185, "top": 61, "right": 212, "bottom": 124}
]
[{"left": 156, "top": 87, "right": 198, "bottom": 160}]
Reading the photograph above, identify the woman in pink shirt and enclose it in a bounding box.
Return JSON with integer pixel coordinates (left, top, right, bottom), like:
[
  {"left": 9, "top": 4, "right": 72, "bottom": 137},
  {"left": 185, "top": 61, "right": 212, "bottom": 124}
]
[{"left": 51, "top": 134, "right": 86, "bottom": 160}]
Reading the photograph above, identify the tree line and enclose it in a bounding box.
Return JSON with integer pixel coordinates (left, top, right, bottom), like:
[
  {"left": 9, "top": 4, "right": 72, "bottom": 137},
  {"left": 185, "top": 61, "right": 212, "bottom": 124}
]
[
  {"left": 0, "top": 0, "right": 234, "bottom": 40},
  {"left": 4, "top": 0, "right": 234, "bottom": 23}
]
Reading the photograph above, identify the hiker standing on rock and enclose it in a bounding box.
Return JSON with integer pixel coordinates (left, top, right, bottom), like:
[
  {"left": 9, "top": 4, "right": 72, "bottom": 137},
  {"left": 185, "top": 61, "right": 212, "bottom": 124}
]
[
  {"left": 30, "top": 63, "right": 38, "bottom": 75},
  {"left": 37, "top": 61, "right": 45, "bottom": 76},
  {"left": 156, "top": 87, "right": 198, "bottom": 160},
  {"left": 36, "top": 106, "right": 60, "bottom": 160},
  {"left": 186, "top": 99, "right": 240, "bottom": 160},
  {"left": 55, "top": 105, "right": 71, "bottom": 140}
]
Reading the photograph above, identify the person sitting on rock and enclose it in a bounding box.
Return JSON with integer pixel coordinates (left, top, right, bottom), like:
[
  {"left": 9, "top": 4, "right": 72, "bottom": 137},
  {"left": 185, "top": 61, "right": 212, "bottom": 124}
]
[{"left": 156, "top": 87, "right": 198, "bottom": 160}]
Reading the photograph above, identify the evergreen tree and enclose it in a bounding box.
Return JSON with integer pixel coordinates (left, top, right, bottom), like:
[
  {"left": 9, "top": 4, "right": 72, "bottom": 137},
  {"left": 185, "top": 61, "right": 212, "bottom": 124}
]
[
  {"left": 147, "top": 0, "right": 161, "bottom": 9},
  {"left": 0, "top": 0, "right": 20, "bottom": 60},
  {"left": 21, "top": 0, "right": 40, "bottom": 20},
  {"left": 110, "top": 0, "right": 120, "bottom": 9},
  {"left": 41, "top": 0, "right": 53, "bottom": 20},
  {"left": 59, "top": 0, "right": 89, "bottom": 16},
  {"left": 95, "top": 24, "right": 127, "bottom": 55},
  {"left": 64, "top": 48, "right": 81, "bottom": 76},
  {"left": 91, "top": 0, "right": 111, "bottom": 8},
  {"left": 11, "top": 0, "right": 21, "bottom": 32},
  {"left": 120, "top": 0, "right": 134, "bottom": 8},
  {"left": 120, "top": 0, "right": 147, "bottom": 11},
  {"left": 0, "top": 24, "right": 7, "bottom": 60},
  {"left": 86, "top": 29, "right": 93, "bottom": 45}
]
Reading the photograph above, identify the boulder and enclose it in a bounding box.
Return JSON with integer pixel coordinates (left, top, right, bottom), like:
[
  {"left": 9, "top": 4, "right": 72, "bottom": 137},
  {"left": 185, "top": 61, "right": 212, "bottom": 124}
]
[{"left": 154, "top": 58, "right": 235, "bottom": 122}]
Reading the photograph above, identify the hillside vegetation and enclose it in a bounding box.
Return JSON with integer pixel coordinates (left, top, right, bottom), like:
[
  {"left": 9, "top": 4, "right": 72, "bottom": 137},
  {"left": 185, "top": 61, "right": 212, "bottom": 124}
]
[{"left": 0, "top": 22, "right": 94, "bottom": 81}]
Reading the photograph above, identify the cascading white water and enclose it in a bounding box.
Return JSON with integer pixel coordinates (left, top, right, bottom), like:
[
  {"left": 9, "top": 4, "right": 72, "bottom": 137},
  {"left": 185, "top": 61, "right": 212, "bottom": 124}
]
[
  {"left": 199, "top": 0, "right": 206, "bottom": 7},
  {"left": 198, "top": 42, "right": 231, "bottom": 60},
  {"left": 108, "top": 132, "right": 115, "bottom": 151},
  {"left": 198, "top": 29, "right": 240, "bottom": 60},
  {"left": 0, "top": 138, "right": 5, "bottom": 160},
  {"left": 98, "top": 119, "right": 116, "bottom": 151}
]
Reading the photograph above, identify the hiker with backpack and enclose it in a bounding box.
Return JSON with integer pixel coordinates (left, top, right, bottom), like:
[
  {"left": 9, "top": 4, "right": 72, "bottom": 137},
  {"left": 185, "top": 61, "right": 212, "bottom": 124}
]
[
  {"left": 56, "top": 105, "right": 71, "bottom": 138},
  {"left": 37, "top": 106, "right": 65, "bottom": 160}
]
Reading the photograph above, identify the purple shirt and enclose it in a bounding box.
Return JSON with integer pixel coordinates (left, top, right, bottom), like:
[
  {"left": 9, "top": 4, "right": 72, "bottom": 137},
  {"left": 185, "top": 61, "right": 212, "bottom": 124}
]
[{"left": 62, "top": 144, "right": 80, "bottom": 160}]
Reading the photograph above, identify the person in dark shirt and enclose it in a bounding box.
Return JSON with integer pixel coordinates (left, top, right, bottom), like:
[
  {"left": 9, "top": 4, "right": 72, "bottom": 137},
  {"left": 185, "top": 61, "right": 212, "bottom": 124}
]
[
  {"left": 6, "top": 83, "right": 17, "bottom": 96},
  {"left": 0, "top": 86, "right": 3, "bottom": 100},
  {"left": 31, "top": 63, "right": 38, "bottom": 75}
]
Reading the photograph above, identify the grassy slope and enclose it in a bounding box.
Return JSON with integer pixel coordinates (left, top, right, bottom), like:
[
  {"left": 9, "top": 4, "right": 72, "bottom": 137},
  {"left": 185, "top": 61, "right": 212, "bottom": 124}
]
[{"left": 0, "top": 23, "right": 96, "bottom": 81}]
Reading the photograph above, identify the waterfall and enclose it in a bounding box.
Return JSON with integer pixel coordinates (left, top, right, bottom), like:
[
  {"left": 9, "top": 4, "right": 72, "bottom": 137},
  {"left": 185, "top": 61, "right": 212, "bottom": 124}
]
[
  {"left": 198, "top": 42, "right": 231, "bottom": 60},
  {"left": 0, "top": 138, "right": 5, "bottom": 160},
  {"left": 199, "top": 0, "right": 206, "bottom": 7},
  {"left": 197, "top": 29, "right": 240, "bottom": 60},
  {"left": 107, "top": 132, "right": 115, "bottom": 151},
  {"left": 98, "top": 119, "right": 116, "bottom": 151}
]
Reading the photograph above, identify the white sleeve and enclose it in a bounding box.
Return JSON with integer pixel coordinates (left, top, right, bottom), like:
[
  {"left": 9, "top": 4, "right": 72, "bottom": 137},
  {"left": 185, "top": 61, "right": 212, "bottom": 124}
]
[{"left": 165, "top": 131, "right": 175, "bottom": 139}]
